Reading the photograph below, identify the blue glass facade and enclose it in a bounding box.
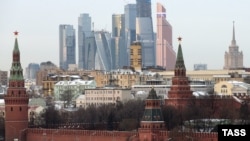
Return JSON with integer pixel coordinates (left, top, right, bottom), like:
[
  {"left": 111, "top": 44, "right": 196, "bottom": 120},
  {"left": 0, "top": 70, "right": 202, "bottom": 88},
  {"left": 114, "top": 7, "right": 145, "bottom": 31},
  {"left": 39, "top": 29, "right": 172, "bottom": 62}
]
[{"left": 59, "top": 25, "right": 76, "bottom": 70}]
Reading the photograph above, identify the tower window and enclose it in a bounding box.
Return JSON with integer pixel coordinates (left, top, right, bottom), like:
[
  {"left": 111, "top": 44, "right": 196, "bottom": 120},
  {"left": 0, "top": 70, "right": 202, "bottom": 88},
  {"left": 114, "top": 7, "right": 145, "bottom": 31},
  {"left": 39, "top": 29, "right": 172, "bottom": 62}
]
[
  {"left": 20, "top": 107, "right": 22, "bottom": 111},
  {"left": 11, "top": 107, "right": 13, "bottom": 111}
]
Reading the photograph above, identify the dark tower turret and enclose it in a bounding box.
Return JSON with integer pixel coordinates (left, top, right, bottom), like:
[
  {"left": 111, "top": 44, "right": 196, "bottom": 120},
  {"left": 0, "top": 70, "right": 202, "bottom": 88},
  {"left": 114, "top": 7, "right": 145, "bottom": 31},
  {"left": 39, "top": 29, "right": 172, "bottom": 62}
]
[{"left": 139, "top": 88, "right": 165, "bottom": 141}]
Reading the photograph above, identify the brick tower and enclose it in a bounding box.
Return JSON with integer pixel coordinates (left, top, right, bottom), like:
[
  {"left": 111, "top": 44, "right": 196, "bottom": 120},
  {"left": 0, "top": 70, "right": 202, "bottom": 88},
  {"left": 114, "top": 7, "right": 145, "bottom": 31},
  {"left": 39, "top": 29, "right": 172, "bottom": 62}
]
[
  {"left": 139, "top": 88, "right": 165, "bottom": 141},
  {"left": 4, "top": 32, "right": 29, "bottom": 141},
  {"left": 166, "top": 37, "right": 193, "bottom": 108}
]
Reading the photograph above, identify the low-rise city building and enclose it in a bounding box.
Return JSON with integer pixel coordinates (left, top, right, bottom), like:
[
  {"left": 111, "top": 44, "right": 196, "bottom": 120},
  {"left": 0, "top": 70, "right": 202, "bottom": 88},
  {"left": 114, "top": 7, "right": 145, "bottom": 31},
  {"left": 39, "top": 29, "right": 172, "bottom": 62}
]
[
  {"left": 77, "top": 86, "right": 132, "bottom": 108},
  {"left": 214, "top": 81, "right": 250, "bottom": 96},
  {"left": 54, "top": 79, "right": 96, "bottom": 101},
  {"left": 0, "top": 71, "right": 7, "bottom": 86}
]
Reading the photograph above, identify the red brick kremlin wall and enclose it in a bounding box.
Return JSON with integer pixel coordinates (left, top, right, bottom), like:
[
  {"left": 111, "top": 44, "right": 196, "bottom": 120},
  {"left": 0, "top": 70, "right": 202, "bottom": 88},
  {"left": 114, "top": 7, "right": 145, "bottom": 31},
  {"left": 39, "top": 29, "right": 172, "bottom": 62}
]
[
  {"left": 26, "top": 128, "right": 138, "bottom": 141},
  {"left": 24, "top": 128, "right": 218, "bottom": 141}
]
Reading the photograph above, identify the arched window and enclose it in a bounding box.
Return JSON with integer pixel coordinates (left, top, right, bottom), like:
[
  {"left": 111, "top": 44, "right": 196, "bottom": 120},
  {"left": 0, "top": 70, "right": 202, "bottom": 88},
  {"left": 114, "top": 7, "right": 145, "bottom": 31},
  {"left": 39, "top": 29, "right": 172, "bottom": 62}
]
[{"left": 221, "top": 85, "right": 227, "bottom": 94}]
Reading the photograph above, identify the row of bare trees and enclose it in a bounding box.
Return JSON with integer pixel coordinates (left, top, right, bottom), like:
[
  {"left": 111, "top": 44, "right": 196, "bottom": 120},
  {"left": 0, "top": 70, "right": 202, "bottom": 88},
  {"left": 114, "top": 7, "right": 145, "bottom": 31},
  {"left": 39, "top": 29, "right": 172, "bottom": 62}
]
[
  {"left": 162, "top": 97, "right": 250, "bottom": 131},
  {"left": 28, "top": 96, "right": 250, "bottom": 131},
  {"left": 30, "top": 99, "right": 145, "bottom": 131}
]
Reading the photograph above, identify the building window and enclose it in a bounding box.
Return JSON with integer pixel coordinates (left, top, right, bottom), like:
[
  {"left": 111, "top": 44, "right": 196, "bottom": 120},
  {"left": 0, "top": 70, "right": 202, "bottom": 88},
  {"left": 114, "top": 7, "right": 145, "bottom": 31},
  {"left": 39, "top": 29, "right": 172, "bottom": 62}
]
[
  {"left": 130, "top": 49, "right": 133, "bottom": 55},
  {"left": 138, "top": 49, "right": 141, "bottom": 55},
  {"left": 11, "top": 107, "right": 13, "bottom": 111}
]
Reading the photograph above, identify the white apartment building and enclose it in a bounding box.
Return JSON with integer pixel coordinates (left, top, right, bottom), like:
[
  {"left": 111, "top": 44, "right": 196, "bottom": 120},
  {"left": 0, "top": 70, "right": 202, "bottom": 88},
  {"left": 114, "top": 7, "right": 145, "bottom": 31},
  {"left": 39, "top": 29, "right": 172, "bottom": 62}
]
[{"left": 54, "top": 79, "right": 96, "bottom": 101}]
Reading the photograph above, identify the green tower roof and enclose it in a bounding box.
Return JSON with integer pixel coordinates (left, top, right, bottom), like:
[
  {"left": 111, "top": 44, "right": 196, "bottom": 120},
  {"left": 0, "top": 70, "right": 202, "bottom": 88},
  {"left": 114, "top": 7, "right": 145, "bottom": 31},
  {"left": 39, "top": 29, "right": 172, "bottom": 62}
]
[
  {"left": 13, "top": 38, "right": 20, "bottom": 53},
  {"left": 147, "top": 88, "right": 158, "bottom": 99},
  {"left": 175, "top": 37, "right": 186, "bottom": 70},
  {"left": 9, "top": 33, "right": 24, "bottom": 80},
  {"left": 141, "top": 88, "right": 164, "bottom": 122}
]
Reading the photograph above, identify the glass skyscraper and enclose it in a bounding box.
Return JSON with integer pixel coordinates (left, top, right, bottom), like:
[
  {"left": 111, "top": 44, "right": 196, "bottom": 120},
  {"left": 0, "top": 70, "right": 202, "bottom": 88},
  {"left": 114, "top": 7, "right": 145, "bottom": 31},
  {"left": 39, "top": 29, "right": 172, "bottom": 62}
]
[
  {"left": 156, "top": 3, "right": 176, "bottom": 70},
  {"left": 136, "top": 0, "right": 151, "bottom": 17},
  {"left": 59, "top": 25, "right": 76, "bottom": 70},
  {"left": 136, "top": 0, "right": 155, "bottom": 67},
  {"left": 78, "top": 13, "right": 92, "bottom": 69},
  {"left": 25, "top": 63, "right": 40, "bottom": 79},
  {"left": 85, "top": 31, "right": 112, "bottom": 71},
  {"left": 111, "top": 14, "right": 126, "bottom": 69},
  {"left": 124, "top": 4, "right": 137, "bottom": 66}
]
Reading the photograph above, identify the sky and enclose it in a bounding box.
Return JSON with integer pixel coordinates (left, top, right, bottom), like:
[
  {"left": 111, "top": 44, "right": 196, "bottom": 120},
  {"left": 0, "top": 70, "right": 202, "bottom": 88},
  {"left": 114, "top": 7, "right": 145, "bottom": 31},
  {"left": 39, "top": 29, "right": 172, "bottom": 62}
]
[{"left": 0, "top": 0, "right": 250, "bottom": 72}]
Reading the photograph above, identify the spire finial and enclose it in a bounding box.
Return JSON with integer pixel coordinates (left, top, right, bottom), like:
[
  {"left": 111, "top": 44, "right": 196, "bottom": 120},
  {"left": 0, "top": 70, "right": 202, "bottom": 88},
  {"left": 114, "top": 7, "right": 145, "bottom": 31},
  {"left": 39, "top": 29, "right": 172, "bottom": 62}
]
[
  {"left": 232, "top": 21, "right": 236, "bottom": 45},
  {"left": 178, "top": 36, "right": 182, "bottom": 44},
  {"left": 14, "top": 31, "right": 19, "bottom": 37}
]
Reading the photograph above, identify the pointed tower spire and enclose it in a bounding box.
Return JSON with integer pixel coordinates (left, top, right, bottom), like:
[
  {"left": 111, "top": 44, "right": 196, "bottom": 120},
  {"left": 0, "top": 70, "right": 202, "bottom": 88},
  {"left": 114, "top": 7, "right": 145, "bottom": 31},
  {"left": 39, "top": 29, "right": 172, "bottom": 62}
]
[
  {"left": 13, "top": 31, "right": 20, "bottom": 54},
  {"left": 9, "top": 31, "right": 24, "bottom": 80},
  {"left": 175, "top": 37, "right": 186, "bottom": 70},
  {"left": 166, "top": 37, "right": 193, "bottom": 105},
  {"left": 231, "top": 21, "right": 236, "bottom": 45}
]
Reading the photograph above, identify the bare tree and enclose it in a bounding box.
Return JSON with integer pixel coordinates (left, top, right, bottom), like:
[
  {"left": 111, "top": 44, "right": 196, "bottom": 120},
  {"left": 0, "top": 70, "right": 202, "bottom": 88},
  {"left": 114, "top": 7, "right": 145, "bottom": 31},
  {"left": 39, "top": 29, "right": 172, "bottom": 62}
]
[{"left": 60, "top": 90, "right": 74, "bottom": 108}]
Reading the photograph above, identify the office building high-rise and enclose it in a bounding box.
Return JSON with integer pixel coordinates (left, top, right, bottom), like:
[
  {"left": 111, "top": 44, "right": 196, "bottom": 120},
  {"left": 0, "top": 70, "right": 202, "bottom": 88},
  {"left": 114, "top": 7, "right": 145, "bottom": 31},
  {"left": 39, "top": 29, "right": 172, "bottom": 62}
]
[
  {"left": 25, "top": 63, "right": 40, "bottom": 79},
  {"left": 85, "top": 31, "right": 112, "bottom": 71},
  {"left": 59, "top": 25, "right": 76, "bottom": 70},
  {"left": 112, "top": 14, "right": 125, "bottom": 37},
  {"left": 224, "top": 22, "right": 243, "bottom": 70},
  {"left": 124, "top": 4, "right": 137, "bottom": 66},
  {"left": 111, "top": 14, "right": 126, "bottom": 69},
  {"left": 136, "top": 0, "right": 155, "bottom": 67},
  {"left": 78, "top": 14, "right": 92, "bottom": 69},
  {"left": 156, "top": 3, "right": 176, "bottom": 70},
  {"left": 136, "top": 0, "right": 151, "bottom": 17}
]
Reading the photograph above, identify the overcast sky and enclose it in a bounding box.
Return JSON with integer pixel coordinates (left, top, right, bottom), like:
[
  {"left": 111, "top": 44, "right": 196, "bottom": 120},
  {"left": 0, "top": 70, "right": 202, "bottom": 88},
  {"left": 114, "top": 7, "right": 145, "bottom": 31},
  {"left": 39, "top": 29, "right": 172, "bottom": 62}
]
[{"left": 0, "top": 0, "right": 250, "bottom": 71}]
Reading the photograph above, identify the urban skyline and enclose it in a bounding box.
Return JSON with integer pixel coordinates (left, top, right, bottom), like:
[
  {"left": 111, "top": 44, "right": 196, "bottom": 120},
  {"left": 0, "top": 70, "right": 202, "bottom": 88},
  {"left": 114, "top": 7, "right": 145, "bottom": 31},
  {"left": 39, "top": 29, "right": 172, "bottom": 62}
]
[{"left": 1, "top": 0, "right": 250, "bottom": 71}]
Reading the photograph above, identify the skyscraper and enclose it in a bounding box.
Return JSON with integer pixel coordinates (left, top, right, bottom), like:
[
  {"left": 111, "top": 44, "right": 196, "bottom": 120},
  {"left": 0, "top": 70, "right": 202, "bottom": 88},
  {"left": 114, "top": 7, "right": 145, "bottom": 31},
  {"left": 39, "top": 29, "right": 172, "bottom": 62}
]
[
  {"left": 136, "top": 0, "right": 151, "bottom": 17},
  {"left": 111, "top": 14, "right": 126, "bottom": 69},
  {"left": 85, "top": 31, "right": 112, "bottom": 71},
  {"left": 78, "top": 14, "right": 92, "bottom": 69},
  {"left": 224, "top": 22, "right": 244, "bottom": 70},
  {"left": 156, "top": 3, "right": 176, "bottom": 70},
  {"left": 136, "top": 0, "right": 155, "bottom": 67},
  {"left": 124, "top": 4, "right": 137, "bottom": 66},
  {"left": 59, "top": 25, "right": 76, "bottom": 70},
  {"left": 25, "top": 63, "right": 40, "bottom": 79},
  {"left": 112, "top": 14, "right": 125, "bottom": 37}
]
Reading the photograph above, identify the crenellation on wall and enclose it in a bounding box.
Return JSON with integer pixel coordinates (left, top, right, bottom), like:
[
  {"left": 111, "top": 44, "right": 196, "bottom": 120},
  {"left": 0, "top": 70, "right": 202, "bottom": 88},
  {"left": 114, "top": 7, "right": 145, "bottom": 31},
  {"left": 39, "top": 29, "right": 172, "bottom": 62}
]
[{"left": 27, "top": 128, "right": 138, "bottom": 136}]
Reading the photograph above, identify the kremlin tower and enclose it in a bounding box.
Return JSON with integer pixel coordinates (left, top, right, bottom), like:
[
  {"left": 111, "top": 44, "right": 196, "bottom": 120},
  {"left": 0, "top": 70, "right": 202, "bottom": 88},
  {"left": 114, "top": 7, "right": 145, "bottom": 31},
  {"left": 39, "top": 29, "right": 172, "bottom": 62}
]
[
  {"left": 166, "top": 37, "right": 194, "bottom": 108},
  {"left": 139, "top": 88, "right": 165, "bottom": 141},
  {"left": 4, "top": 32, "right": 29, "bottom": 141}
]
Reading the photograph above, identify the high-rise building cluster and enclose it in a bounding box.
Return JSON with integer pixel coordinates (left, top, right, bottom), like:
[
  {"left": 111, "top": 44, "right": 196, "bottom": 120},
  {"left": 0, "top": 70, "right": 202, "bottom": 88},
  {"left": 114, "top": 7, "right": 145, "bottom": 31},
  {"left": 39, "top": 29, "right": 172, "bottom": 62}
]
[{"left": 59, "top": 1, "right": 176, "bottom": 71}]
